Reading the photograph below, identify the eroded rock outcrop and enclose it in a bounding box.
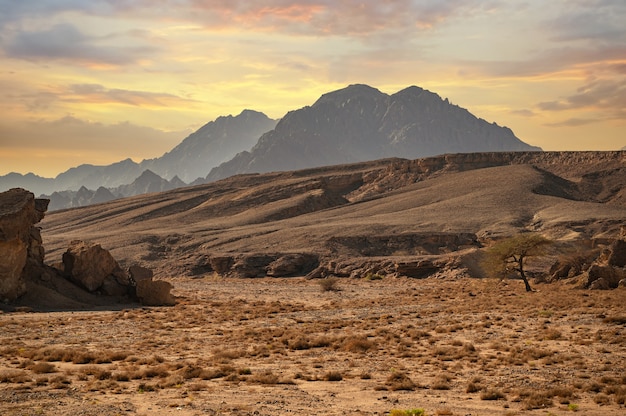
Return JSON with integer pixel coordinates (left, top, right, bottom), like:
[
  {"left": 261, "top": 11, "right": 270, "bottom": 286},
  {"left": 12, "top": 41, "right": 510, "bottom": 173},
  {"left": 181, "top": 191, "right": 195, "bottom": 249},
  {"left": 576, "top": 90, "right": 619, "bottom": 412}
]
[
  {"left": 550, "top": 233, "right": 626, "bottom": 290},
  {"left": 60, "top": 240, "right": 175, "bottom": 304},
  {"left": 0, "top": 188, "right": 49, "bottom": 301},
  {"left": 62, "top": 240, "right": 129, "bottom": 293}
]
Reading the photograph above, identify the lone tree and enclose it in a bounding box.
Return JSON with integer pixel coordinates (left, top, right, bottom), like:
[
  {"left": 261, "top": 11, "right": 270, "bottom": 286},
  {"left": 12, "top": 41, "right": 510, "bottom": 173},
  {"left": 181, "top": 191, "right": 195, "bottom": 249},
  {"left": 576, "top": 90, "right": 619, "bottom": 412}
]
[{"left": 482, "top": 233, "right": 552, "bottom": 292}]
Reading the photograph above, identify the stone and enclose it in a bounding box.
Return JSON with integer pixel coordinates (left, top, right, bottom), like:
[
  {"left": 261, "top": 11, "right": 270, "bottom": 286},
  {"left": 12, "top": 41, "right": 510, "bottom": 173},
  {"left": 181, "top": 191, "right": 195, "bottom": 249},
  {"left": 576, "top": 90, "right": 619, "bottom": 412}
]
[
  {"left": 607, "top": 239, "right": 626, "bottom": 267},
  {"left": 266, "top": 254, "right": 318, "bottom": 277},
  {"left": 209, "top": 255, "right": 234, "bottom": 275},
  {"left": 230, "top": 254, "right": 277, "bottom": 278},
  {"left": 128, "top": 265, "right": 154, "bottom": 282},
  {"left": 0, "top": 188, "right": 49, "bottom": 301},
  {"left": 581, "top": 264, "right": 626, "bottom": 290},
  {"left": 62, "top": 240, "right": 125, "bottom": 292},
  {"left": 394, "top": 259, "right": 439, "bottom": 279},
  {"left": 136, "top": 279, "right": 175, "bottom": 306}
]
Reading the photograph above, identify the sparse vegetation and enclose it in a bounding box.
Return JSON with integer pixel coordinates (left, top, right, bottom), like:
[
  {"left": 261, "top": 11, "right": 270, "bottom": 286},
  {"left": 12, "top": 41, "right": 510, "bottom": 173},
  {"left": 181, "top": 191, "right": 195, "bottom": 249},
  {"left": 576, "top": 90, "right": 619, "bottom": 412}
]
[
  {"left": 0, "top": 276, "right": 624, "bottom": 414},
  {"left": 319, "top": 276, "right": 341, "bottom": 292},
  {"left": 482, "top": 233, "right": 552, "bottom": 292}
]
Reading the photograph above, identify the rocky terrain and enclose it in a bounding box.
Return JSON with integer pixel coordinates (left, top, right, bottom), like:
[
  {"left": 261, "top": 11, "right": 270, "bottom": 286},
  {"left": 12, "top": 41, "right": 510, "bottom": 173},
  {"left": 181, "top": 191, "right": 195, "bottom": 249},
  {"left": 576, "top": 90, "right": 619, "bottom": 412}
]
[
  {"left": 1, "top": 151, "right": 625, "bottom": 416},
  {"left": 38, "top": 151, "right": 626, "bottom": 286},
  {"left": 0, "top": 188, "right": 174, "bottom": 309}
]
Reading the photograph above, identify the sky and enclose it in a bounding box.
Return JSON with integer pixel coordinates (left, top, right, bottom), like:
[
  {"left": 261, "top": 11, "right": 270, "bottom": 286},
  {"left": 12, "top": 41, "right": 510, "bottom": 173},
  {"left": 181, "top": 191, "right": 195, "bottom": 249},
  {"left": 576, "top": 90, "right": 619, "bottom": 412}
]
[{"left": 1, "top": 0, "right": 625, "bottom": 178}]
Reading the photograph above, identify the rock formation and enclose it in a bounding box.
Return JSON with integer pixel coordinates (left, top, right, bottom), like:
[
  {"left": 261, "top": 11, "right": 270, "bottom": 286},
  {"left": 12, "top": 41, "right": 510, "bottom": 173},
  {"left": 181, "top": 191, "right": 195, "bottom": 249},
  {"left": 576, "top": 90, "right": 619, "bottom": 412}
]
[
  {"left": 0, "top": 188, "right": 48, "bottom": 301},
  {"left": 0, "top": 188, "right": 176, "bottom": 308},
  {"left": 62, "top": 240, "right": 130, "bottom": 293},
  {"left": 550, "top": 231, "right": 626, "bottom": 290}
]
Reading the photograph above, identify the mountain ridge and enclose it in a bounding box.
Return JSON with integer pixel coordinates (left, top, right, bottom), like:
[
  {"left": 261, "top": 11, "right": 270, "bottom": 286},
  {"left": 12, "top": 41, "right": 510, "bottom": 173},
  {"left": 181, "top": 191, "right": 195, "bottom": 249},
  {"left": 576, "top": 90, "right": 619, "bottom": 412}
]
[
  {"left": 205, "top": 84, "right": 540, "bottom": 181},
  {"left": 3, "top": 84, "right": 540, "bottom": 204}
]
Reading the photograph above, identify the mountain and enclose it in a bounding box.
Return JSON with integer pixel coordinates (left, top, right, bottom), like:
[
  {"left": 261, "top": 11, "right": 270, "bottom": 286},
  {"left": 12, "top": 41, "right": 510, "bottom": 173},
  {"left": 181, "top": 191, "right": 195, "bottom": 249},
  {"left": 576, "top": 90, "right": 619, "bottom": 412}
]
[
  {"left": 142, "top": 109, "right": 277, "bottom": 182},
  {"left": 44, "top": 170, "right": 185, "bottom": 210},
  {"left": 116, "top": 169, "right": 176, "bottom": 196},
  {"left": 206, "top": 84, "right": 540, "bottom": 182},
  {"left": 0, "top": 110, "right": 278, "bottom": 195}
]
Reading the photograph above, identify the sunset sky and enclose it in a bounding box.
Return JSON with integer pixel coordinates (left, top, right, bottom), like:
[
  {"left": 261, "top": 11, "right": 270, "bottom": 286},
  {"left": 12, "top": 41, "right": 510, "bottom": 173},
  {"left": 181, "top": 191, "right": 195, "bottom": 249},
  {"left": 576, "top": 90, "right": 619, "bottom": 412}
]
[{"left": 1, "top": 0, "right": 625, "bottom": 177}]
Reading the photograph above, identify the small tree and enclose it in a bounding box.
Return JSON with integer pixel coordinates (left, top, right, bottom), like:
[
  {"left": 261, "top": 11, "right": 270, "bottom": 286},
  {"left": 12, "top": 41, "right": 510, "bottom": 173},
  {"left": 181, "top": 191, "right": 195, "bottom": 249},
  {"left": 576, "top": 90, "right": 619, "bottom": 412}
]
[{"left": 482, "top": 233, "right": 552, "bottom": 292}]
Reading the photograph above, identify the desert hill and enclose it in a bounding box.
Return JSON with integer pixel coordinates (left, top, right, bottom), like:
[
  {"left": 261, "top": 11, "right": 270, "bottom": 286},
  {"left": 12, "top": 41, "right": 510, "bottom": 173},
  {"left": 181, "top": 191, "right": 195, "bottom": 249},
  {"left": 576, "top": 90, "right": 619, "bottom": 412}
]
[{"left": 40, "top": 151, "right": 626, "bottom": 279}]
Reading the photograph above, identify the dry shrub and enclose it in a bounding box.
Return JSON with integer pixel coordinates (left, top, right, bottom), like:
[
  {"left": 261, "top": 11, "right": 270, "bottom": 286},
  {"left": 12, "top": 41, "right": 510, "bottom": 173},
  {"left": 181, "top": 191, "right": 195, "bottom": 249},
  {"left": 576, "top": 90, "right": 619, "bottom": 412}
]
[
  {"left": 480, "top": 388, "right": 506, "bottom": 400},
  {"left": 212, "top": 348, "right": 245, "bottom": 362},
  {"left": 29, "top": 362, "right": 56, "bottom": 374},
  {"left": 140, "top": 365, "right": 170, "bottom": 379},
  {"left": 0, "top": 370, "right": 30, "bottom": 383},
  {"left": 199, "top": 368, "right": 228, "bottom": 380},
  {"left": 603, "top": 316, "right": 626, "bottom": 325},
  {"left": 288, "top": 337, "right": 311, "bottom": 350},
  {"left": 431, "top": 374, "right": 451, "bottom": 390},
  {"left": 324, "top": 371, "right": 343, "bottom": 381},
  {"left": 539, "top": 328, "right": 563, "bottom": 340},
  {"left": 386, "top": 371, "right": 416, "bottom": 391},
  {"left": 466, "top": 381, "right": 481, "bottom": 393},
  {"left": 248, "top": 370, "right": 294, "bottom": 385},
  {"left": 342, "top": 335, "right": 374, "bottom": 352},
  {"left": 319, "top": 277, "right": 340, "bottom": 292},
  {"left": 594, "top": 393, "right": 611, "bottom": 405},
  {"left": 523, "top": 393, "right": 553, "bottom": 410}
]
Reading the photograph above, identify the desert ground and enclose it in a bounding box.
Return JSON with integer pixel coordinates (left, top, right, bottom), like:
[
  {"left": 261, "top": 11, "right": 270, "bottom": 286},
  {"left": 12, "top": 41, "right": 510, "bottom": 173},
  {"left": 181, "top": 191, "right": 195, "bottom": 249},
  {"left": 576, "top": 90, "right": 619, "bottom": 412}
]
[
  {"left": 2, "top": 152, "right": 625, "bottom": 415},
  {"left": 1, "top": 276, "right": 625, "bottom": 416}
]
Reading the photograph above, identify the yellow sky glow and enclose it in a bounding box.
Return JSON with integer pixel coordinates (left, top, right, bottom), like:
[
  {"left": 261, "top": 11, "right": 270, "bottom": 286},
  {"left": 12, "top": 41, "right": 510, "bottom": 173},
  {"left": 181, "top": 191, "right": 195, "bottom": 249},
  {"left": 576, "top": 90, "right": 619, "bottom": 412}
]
[{"left": 1, "top": 1, "right": 625, "bottom": 177}]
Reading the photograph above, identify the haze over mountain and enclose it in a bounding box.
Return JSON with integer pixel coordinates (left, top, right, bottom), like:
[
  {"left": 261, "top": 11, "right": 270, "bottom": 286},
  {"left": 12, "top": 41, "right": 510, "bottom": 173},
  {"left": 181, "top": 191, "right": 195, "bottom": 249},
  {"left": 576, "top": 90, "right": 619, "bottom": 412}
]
[
  {"left": 0, "top": 110, "right": 278, "bottom": 197},
  {"left": 2, "top": 84, "right": 540, "bottom": 208},
  {"left": 141, "top": 110, "right": 278, "bottom": 182},
  {"left": 206, "top": 84, "right": 540, "bottom": 181}
]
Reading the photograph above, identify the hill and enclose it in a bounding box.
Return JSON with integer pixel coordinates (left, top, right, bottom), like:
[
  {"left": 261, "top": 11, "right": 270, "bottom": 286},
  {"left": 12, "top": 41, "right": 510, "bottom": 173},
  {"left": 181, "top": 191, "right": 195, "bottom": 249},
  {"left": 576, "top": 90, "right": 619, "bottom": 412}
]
[{"left": 40, "top": 151, "right": 625, "bottom": 279}]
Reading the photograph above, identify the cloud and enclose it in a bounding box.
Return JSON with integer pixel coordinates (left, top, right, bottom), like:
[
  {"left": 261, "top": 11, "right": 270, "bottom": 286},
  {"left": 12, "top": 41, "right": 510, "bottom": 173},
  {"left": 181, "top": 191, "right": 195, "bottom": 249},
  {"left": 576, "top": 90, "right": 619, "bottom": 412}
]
[
  {"left": 5, "top": 81, "right": 196, "bottom": 113},
  {"left": 3, "top": 23, "right": 158, "bottom": 66},
  {"left": 510, "top": 109, "right": 535, "bottom": 117},
  {"left": 546, "top": 0, "right": 626, "bottom": 43},
  {"left": 0, "top": 115, "right": 188, "bottom": 156},
  {"left": 65, "top": 84, "right": 197, "bottom": 107},
  {"left": 544, "top": 117, "right": 599, "bottom": 128},
  {"left": 179, "top": 1, "right": 477, "bottom": 36},
  {"left": 537, "top": 78, "right": 626, "bottom": 115}
]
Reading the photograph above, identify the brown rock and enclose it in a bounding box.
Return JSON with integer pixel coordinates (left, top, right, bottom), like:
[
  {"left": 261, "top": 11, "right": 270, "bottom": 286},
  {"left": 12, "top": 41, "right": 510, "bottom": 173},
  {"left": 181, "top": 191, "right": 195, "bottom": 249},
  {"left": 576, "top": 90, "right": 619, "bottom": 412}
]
[
  {"left": 136, "top": 279, "right": 175, "bottom": 306},
  {"left": 62, "top": 240, "right": 125, "bottom": 292},
  {"left": 230, "top": 254, "right": 277, "bottom": 278},
  {"left": 209, "top": 255, "right": 234, "bottom": 274},
  {"left": 266, "top": 254, "right": 318, "bottom": 277},
  {"left": 607, "top": 239, "right": 626, "bottom": 267},
  {"left": 128, "top": 265, "right": 154, "bottom": 282},
  {"left": 0, "top": 188, "right": 49, "bottom": 301},
  {"left": 581, "top": 264, "right": 626, "bottom": 290},
  {"left": 395, "top": 259, "right": 439, "bottom": 279}
]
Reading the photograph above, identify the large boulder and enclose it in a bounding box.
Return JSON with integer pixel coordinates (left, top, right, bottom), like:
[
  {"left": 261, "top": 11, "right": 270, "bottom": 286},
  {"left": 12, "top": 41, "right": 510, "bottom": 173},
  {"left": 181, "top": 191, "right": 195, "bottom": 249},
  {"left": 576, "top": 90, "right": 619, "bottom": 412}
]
[
  {"left": 0, "top": 188, "right": 49, "bottom": 301},
  {"left": 136, "top": 279, "right": 176, "bottom": 306},
  {"left": 62, "top": 240, "right": 129, "bottom": 292}
]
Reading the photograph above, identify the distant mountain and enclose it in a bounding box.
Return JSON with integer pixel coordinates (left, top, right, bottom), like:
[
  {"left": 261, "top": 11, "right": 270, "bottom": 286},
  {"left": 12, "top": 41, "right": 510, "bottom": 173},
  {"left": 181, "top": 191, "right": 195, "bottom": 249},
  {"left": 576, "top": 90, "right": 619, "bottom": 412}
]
[
  {"left": 44, "top": 169, "right": 185, "bottom": 210},
  {"left": 142, "top": 109, "right": 277, "bottom": 182},
  {"left": 206, "top": 84, "right": 541, "bottom": 182},
  {"left": 0, "top": 110, "right": 277, "bottom": 196}
]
